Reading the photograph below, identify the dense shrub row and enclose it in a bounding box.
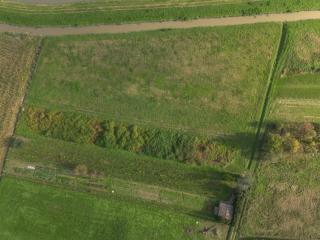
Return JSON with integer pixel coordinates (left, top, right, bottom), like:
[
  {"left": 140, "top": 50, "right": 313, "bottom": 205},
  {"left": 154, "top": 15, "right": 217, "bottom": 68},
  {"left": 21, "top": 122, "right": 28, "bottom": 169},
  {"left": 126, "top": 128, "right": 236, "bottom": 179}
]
[
  {"left": 25, "top": 106, "right": 237, "bottom": 166},
  {"left": 264, "top": 122, "right": 320, "bottom": 154}
]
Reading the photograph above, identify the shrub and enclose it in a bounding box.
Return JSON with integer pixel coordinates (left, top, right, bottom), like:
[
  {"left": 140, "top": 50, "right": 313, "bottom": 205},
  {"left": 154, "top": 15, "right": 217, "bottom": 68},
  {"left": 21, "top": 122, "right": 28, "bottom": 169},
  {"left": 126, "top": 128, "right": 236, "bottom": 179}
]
[
  {"left": 264, "top": 122, "right": 320, "bottom": 155},
  {"left": 73, "top": 164, "right": 88, "bottom": 176},
  {"left": 264, "top": 133, "right": 283, "bottom": 153}
]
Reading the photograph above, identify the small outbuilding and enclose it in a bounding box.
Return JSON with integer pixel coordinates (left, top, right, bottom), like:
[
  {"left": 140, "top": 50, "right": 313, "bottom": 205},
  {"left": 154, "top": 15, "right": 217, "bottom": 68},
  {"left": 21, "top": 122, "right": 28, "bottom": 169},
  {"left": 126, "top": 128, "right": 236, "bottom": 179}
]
[{"left": 215, "top": 201, "right": 234, "bottom": 221}]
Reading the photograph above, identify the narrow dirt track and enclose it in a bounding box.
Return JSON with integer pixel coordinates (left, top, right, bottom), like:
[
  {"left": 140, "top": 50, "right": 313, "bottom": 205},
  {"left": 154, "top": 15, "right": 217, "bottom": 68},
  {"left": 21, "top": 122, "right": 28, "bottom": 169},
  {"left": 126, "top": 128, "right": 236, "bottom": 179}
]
[{"left": 1, "top": 10, "right": 320, "bottom": 36}]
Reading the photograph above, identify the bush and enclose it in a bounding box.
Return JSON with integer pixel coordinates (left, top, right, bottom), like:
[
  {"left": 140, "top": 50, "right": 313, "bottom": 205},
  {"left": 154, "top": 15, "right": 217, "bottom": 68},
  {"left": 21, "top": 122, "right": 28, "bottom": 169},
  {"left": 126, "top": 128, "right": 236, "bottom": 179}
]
[
  {"left": 264, "top": 133, "right": 283, "bottom": 153},
  {"left": 73, "top": 164, "right": 88, "bottom": 176},
  {"left": 264, "top": 122, "right": 320, "bottom": 155}
]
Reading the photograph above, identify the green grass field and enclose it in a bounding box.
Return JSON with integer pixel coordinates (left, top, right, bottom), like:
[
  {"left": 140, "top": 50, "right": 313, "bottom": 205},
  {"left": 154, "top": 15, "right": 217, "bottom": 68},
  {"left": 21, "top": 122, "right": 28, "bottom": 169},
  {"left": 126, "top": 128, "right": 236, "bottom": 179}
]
[
  {"left": 1, "top": 0, "right": 320, "bottom": 26},
  {"left": 21, "top": 24, "right": 281, "bottom": 171},
  {"left": 0, "top": 177, "right": 230, "bottom": 240},
  {"left": 0, "top": 24, "right": 284, "bottom": 239}
]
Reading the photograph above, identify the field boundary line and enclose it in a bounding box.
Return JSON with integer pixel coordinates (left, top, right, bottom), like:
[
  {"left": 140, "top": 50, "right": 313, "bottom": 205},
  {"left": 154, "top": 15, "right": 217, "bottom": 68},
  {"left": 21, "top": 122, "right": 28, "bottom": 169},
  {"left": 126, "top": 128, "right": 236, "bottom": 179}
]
[{"left": 0, "top": 38, "right": 43, "bottom": 178}]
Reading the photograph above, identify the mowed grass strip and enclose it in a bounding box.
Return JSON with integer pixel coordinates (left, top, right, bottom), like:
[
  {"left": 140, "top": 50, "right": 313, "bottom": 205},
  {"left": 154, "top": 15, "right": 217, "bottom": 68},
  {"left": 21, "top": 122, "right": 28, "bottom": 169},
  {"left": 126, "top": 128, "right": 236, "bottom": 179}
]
[
  {"left": 0, "top": 177, "right": 229, "bottom": 240},
  {"left": 25, "top": 24, "right": 281, "bottom": 148},
  {"left": 0, "top": 33, "right": 38, "bottom": 170},
  {"left": 271, "top": 74, "right": 320, "bottom": 122},
  {"left": 2, "top": 0, "right": 320, "bottom": 26}
]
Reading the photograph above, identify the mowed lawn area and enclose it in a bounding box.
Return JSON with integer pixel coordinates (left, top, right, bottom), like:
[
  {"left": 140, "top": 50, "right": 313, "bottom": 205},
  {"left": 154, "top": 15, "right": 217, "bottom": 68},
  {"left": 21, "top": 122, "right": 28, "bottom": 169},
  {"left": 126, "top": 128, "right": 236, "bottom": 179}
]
[
  {"left": 241, "top": 21, "right": 320, "bottom": 239},
  {"left": 0, "top": 177, "right": 229, "bottom": 240},
  {"left": 2, "top": 0, "right": 320, "bottom": 26},
  {"left": 24, "top": 24, "right": 281, "bottom": 161}
]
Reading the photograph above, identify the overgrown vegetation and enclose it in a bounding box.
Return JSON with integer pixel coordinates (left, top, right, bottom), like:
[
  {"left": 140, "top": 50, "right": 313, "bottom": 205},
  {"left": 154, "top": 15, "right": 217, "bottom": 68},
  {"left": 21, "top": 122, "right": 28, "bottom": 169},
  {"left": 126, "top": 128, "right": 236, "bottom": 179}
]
[
  {"left": 264, "top": 122, "right": 320, "bottom": 154},
  {"left": 1, "top": 0, "right": 320, "bottom": 26},
  {"left": 23, "top": 106, "right": 238, "bottom": 166},
  {"left": 241, "top": 132, "right": 320, "bottom": 238}
]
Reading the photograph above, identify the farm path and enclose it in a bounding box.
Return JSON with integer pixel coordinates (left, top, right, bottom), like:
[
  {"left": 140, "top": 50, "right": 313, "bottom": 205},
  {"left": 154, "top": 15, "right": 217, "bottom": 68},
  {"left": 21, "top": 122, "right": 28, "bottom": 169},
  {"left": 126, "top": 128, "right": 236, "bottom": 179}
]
[{"left": 1, "top": 10, "right": 320, "bottom": 36}]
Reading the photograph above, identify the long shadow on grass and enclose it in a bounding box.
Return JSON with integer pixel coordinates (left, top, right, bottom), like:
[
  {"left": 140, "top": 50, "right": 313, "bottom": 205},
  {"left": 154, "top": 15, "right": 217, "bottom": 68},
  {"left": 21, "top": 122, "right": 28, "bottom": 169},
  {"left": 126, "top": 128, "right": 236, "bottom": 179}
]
[{"left": 214, "top": 131, "right": 257, "bottom": 159}]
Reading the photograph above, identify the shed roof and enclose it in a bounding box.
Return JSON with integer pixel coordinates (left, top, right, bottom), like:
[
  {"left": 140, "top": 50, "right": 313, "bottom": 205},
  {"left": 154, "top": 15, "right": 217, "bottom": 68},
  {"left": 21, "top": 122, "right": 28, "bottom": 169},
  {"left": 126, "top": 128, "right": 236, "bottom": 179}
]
[{"left": 218, "top": 201, "right": 233, "bottom": 221}]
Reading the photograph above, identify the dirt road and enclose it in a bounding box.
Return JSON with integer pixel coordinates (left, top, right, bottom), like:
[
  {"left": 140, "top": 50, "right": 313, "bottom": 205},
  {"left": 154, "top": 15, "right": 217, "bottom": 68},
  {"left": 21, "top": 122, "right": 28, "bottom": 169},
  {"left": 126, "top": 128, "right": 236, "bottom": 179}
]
[{"left": 1, "top": 10, "right": 320, "bottom": 36}]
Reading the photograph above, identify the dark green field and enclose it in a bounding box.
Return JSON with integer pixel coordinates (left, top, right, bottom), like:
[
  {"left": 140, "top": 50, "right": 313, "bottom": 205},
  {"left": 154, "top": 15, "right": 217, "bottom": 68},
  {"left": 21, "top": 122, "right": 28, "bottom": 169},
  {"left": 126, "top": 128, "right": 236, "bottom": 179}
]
[{"left": 1, "top": 0, "right": 320, "bottom": 26}]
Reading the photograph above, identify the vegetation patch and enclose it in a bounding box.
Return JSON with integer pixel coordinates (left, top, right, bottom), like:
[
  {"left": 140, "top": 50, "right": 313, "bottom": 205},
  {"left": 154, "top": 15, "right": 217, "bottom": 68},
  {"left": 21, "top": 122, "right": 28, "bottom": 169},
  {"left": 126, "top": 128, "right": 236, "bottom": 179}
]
[
  {"left": 23, "top": 106, "right": 238, "bottom": 167},
  {"left": 264, "top": 122, "right": 320, "bottom": 154},
  {"left": 241, "top": 128, "right": 320, "bottom": 238}
]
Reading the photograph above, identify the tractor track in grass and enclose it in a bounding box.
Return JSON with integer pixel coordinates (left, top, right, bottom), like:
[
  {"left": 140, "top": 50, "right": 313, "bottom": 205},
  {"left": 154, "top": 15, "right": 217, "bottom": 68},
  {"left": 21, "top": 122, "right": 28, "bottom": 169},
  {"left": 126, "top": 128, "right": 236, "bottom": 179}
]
[{"left": 1, "top": 11, "right": 320, "bottom": 35}]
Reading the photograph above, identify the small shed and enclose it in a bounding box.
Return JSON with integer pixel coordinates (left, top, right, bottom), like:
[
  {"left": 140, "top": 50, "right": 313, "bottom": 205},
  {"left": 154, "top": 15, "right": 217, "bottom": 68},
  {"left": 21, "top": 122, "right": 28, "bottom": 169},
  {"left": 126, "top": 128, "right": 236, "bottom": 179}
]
[{"left": 215, "top": 201, "right": 234, "bottom": 221}]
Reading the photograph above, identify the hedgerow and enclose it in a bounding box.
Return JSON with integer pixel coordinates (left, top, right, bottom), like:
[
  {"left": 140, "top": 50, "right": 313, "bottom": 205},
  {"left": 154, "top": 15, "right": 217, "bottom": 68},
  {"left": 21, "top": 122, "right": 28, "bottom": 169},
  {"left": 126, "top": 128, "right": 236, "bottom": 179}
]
[{"left": 24, "top": 106, "right": 237, "bottom": 166}]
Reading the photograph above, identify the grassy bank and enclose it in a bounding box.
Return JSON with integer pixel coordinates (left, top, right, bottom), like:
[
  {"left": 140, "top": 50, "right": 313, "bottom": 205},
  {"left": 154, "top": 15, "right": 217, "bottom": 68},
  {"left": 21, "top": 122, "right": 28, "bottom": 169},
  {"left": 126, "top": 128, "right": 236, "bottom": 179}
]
[{"left": 1, "top": 0, "right": 320, "bottom": 26}]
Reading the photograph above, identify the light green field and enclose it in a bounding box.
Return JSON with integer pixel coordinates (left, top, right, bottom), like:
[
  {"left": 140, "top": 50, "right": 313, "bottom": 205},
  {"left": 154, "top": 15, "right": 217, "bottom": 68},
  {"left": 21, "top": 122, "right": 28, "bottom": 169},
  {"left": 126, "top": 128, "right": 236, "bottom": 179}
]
[{"left": 0, "top": 177, "right": 230, "bottom": 240}]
